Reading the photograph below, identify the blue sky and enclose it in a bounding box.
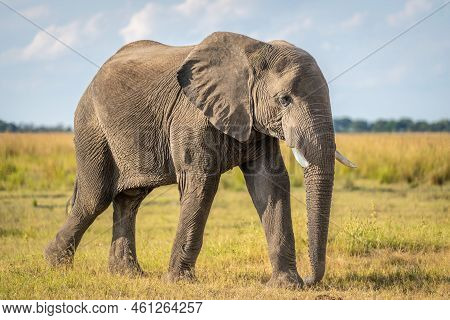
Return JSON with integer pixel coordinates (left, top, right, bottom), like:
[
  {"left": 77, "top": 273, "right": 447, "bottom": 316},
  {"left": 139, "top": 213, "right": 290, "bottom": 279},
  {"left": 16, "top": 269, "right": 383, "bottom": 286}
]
[{"left": 0, "top": 0, "right": 449, "bottom": 126}]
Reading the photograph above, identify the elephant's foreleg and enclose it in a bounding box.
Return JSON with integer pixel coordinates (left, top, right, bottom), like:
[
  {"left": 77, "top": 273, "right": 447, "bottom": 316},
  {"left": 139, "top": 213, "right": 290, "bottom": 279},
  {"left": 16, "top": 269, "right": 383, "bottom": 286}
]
[
  {"left": 109, "top": 188, "right": 150, "bottom": 276},
  {"left": 240, "top": 139, "right": 303, "bottom": 288},
  {"left": 167, "top": 172, "right": 220, "bottom": 281}
]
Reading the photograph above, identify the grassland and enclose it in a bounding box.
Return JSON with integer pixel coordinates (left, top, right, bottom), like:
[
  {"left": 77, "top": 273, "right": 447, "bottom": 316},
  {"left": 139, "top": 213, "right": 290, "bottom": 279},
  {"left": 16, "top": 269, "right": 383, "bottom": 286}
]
[{"left": 0, "top": 133, "right": 449, "bottom": 299}]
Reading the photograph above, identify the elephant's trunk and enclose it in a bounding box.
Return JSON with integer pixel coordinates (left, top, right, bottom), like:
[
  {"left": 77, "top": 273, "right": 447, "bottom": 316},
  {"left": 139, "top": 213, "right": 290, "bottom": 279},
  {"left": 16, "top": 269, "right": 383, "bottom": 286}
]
[
  {"left": 303, "top": 160, "right": 334, "bottom": 285},
  {"left": 291, "top": 127, "right": 335, "bottom": 286}
]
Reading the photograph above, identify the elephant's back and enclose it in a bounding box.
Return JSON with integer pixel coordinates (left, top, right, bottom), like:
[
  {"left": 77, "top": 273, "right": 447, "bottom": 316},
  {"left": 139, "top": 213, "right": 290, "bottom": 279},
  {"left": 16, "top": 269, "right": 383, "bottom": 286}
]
[
  {"left": 90, "top": 41, "right": 193, "bottom": 96},
  {"left": 115, "top": 40, "right": 166, "bottom": 54},
  {"left": 107, "top": 40, "right": 194, "bottom": 70},
  {"left": 90, "top": 40, "right": 193, "bottom": 110}
]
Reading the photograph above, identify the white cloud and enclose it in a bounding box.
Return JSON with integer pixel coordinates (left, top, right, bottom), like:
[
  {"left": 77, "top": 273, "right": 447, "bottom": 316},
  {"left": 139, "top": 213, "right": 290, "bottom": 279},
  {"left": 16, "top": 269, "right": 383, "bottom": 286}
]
[
  {"left": 187, "top": 0, "right": 251, "bottom": 35},
  {"left": 84, "top": 13, "right": 104, "bottom": 36},
  {"left": 120, "top": 0, "right": 252, "bottom": 43},
  {"left": 18, "top": 14, "right": 103, "bottom": 61},
  {"left": 119, "top": 3, "right": 158, "bottom": 43},
  {"left": 174, "top": 0, "right": 248, "bottom": 18},
  {"left": 387, "top": 0, "right": 432, "bottom": 25},
  {"left": 174, "top": 0, "right": 209, "bottom": 15},
  {"left": 267, "top": 17, "right": 313, "bottom": 40},
  {"left": 203, "top": 0, "right": 249, "bottom": 18},
  {"left": 340, "top": 12, "right": 366, "bottom": 30},
  {"left": 22, "top": 4, "right": 49, "bottom": 19},
  {"left": 21, "top": 22, "right": 79, "bottom": 60}
]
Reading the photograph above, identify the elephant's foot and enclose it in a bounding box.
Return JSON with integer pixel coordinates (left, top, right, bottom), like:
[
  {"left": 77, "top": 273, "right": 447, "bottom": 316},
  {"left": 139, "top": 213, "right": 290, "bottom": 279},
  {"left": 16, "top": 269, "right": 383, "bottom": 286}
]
[
  {"left": 109, "top": 239, "right": 146, "bottom": 277},
  {"left": 166, "top": 268, "right": 197, "bottom": 283},
  {"left": 267, "top": 270, "right": 304, "bottom": 290},
  {"left": 108, "top": 259, "right": 147, "bottom": 277},
  {"left": 44, "top": 240, "right": 74, "bottom": 268}
]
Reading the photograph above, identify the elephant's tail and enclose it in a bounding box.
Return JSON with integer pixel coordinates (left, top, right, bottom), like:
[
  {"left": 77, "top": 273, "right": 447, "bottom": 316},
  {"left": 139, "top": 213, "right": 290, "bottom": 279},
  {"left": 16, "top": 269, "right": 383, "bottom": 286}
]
[{"left": 65, "top": 178, "right": 78, "bottom": 216}]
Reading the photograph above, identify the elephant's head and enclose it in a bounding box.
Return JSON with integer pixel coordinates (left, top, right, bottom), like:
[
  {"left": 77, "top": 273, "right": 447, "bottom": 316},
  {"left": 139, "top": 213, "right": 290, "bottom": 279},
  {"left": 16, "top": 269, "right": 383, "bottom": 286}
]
[{"left": 177, "top": 32, "right": 356, "bottom": 285}]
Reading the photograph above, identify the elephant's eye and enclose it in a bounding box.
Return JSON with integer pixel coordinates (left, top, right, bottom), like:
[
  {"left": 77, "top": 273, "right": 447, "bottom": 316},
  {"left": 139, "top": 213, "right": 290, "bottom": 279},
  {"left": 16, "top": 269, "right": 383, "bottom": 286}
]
[{"left": 278, "top": 95, "right": 292, "bottom": 107}]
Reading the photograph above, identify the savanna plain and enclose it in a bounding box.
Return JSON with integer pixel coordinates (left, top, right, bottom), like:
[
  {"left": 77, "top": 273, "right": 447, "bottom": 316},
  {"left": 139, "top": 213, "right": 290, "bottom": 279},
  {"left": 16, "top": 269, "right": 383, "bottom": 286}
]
[{"left": 0, "top": 133, "right": 448, "bottom": 299}]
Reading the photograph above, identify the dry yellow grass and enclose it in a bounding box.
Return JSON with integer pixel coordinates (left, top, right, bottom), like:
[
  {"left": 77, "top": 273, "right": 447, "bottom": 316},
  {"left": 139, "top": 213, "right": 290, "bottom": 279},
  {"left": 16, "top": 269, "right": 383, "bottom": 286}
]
[
  {"left": 334, "top": 133, "right": 450, "bottom": 185},
  {"left": 1, "top": 132, "right": 449, "bottom": 191},
  {"left": 0, "top": 133, "right": 75, "bottom": 191},
  {"left": 0, "top": 133, "right": 449, "bottom": 299}
]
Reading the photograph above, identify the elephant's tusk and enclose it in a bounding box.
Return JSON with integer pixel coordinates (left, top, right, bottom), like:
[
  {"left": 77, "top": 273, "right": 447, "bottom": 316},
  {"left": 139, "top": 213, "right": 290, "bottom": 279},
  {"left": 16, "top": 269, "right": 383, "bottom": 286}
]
[
  {"left": 291, "top": 148, "right": 310, "bottom": 168},
  {"left": 335, "top": 150, "right": 357, "bottom": 168}
]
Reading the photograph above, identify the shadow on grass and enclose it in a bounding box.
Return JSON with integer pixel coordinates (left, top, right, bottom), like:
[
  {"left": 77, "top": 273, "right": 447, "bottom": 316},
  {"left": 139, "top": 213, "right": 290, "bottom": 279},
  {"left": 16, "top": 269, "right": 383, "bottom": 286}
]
[
  {"left": 346, "top": 185, "right": 397, "bottom": 193},
  {"left": 0, "top": 193, "right": 69, "bottom": 200},
  {"left": 314, "top": 294, "right": 343, "bottom": 300},
  {"left": 0, "top": 227, "right": 24, "bottom": 237},
  {"left": 33, "top": 203, "right": 66, "bottom": 210},
  {"left": 328, "top": 270, "right": 449, "bottom": 291}
]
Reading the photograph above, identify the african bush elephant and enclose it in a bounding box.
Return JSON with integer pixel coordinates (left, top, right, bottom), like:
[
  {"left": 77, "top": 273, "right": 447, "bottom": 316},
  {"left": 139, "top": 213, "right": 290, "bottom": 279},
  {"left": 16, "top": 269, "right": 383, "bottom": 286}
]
[{"left": 44, "top": 32, "right": 355, "bottom": 288}]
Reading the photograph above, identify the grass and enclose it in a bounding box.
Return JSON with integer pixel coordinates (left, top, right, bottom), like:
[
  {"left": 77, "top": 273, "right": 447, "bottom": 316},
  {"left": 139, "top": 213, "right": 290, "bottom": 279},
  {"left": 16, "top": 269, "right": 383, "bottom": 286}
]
[
  {"left": 0, "top": 133, "right": 449, "bottom": 299},
  {"left": 1, "top": 133, "right": 449, "bottom": 191},
  {"left": 334, "top": 133, "right": 450, "bottom": 185},
  {"left": 0, "top": 133, "right": 75, "bottom": 191}
]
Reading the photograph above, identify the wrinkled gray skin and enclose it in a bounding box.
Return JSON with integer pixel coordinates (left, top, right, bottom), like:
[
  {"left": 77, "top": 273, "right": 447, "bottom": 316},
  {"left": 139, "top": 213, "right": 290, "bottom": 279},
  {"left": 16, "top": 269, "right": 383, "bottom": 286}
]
[{"left": 45, "top": 32, "right": 336, "bottom": 288}]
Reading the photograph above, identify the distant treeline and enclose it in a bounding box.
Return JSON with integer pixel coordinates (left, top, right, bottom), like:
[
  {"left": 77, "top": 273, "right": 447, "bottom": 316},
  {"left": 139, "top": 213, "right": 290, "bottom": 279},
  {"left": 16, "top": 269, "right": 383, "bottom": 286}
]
[
  {"left": 0, "top": 118, "right": 449, "bottom": 133},
  {"left": 0, "top": 119, "right": 71, "bottom": 132},
  {"left": 334, "top": 118, "right": 449, "bottom": 132}
]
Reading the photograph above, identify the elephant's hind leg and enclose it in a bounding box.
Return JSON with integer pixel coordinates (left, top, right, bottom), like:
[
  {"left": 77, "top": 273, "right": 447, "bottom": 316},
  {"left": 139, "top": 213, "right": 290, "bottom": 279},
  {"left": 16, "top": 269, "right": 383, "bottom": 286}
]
[
  {"left": 109, "top": 187, "right": 151, "bottom": 276},
  {"left": 44, "top": 188, "right": 113, "bottom": 267},
  {"left": 45, "top": 118, "right": 115, "bottom": 268}
]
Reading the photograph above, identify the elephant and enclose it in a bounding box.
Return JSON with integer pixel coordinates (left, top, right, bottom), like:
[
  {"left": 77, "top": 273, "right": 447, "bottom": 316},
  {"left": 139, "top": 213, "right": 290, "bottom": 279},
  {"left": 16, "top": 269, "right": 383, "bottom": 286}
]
[{"left": 44, "top": 31, "right": 355, "bottom": 289}]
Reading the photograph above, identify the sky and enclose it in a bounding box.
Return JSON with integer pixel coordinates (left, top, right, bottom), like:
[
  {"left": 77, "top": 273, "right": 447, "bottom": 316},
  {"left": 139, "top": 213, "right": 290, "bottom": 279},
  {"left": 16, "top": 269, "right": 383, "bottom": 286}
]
[{"left": 0, "top": 0, "right": 449, "bottom": 126}]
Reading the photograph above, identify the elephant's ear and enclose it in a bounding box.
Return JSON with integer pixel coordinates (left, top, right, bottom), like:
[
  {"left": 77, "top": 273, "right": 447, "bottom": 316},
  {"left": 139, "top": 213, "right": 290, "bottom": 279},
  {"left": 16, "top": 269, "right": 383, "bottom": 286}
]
[{"left": 177, "top": 32, "right": 264, "bottom": 142}]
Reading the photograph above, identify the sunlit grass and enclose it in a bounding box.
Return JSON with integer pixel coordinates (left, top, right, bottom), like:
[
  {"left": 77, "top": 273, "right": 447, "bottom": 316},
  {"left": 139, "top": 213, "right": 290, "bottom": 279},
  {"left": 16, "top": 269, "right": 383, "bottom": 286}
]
[
  {"left": 0, "top": 184, "right": 448, "bottom": 299},
  {"left": 334, "top": 133, "right": 450, "bottom": 185},
  {"left": 0, "top": 133, "right": 449, "bottom": 299},
  {"left": 0, "top": 133, "right": 75, "bottom": 191},
  {"left": 1, "top": 133, "right": 449, "bottom": 191}
]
